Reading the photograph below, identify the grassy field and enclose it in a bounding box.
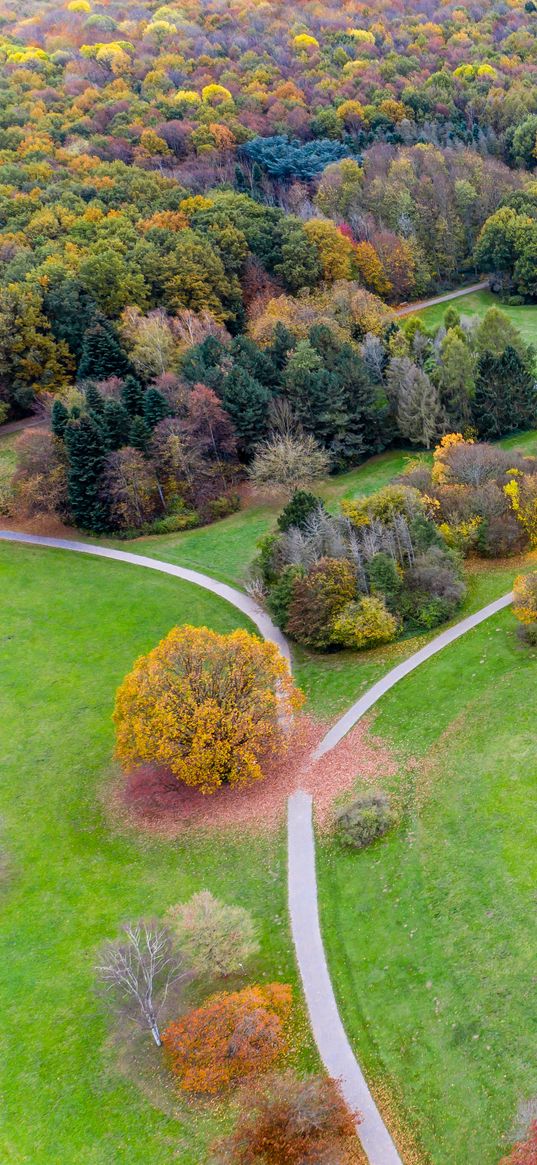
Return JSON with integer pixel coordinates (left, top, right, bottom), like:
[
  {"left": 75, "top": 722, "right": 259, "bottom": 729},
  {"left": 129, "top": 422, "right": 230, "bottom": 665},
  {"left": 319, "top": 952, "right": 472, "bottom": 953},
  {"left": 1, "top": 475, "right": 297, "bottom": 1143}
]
[
  {"left": 417, "top": 289, "right": 537, "bottom": 348},
  {"left": 319, "top": 605, "right": 537, "bottom": 1164},
  {"left": 0, "top": 544, "right": 316, "bottom": 1165}
]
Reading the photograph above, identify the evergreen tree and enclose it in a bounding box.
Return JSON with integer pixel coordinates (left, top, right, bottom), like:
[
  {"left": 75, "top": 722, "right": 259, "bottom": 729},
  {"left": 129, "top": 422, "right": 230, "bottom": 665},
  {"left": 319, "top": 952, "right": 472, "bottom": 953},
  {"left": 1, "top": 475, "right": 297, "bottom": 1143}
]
[
  {"left": 268, "top": 322, "right": 296, "bottom": 371},
  {"left": 129, "top": 414, "right": 152, "bottom": 453},
  {"left": 181, "top": 335, "right": 225, "bottom": 386},
  {"left": 436, "top": 330, "right": 475, "bottom": 429},
  {"left": 230, "top": 336, "right": 278, "bottom": 387},
  {"left": 77, "top": 318, "right": 131, "bottom": 382},
  {"left": 221, "top": 367, "right": 271, "bottom": 459},
  {"left": 103, "top": 399, "right": 131, "bottom": 451},
  {"left": 84, "top": 383, "right": 105, "bottom": 418},
  {"left": 143, "top": 387, "right": 169, "bottom": 429},
  {"left": 44, "top": 279, "right": 97, "bottom": 361},
  {"left": 473, "top": 345, "right": 537, "bottom": 437},
  {"left": 51, "top": 399, "right": 69, "bottom": 440},
  {"left": 121, "top": 375, "right": 145, "bottom": 417},
  {"left": 277, "top": 490, "right": 324, "bottom": 532},
  {"left": 65, "top": 415, "right": 109, "bottom": 532}
]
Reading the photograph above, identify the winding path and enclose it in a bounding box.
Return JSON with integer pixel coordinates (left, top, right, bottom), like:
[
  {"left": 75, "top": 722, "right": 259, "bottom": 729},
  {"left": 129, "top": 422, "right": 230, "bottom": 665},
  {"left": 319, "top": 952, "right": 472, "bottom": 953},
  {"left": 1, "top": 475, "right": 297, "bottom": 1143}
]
[{"left": 0, "top": 529, "right": 514, "bottom": 1165}]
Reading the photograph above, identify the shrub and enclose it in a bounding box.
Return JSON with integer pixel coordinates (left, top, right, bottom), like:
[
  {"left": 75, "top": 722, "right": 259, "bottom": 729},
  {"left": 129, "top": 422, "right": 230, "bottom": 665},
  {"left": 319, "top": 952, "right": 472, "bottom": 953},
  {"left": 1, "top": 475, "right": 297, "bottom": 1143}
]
[
  {"left": 214, "top": 1070, "right": 360, "bottom": 1165},
  {"left": 114, "top": 626, "right": 304, "bottom": 794},
  {"left": 165, "top": 891, "right": 259, "bottom": 978},
  {"left": 335, "top": 793, "right": 396, "bottom": 850},
  {"left": 332, "top": 595, "right": 398, "bottom": 650},
  {"left": 162, "top": 983, "right": 292, "bottom": 1093},
  {"left": 248, "top": 434, "right": 330, "bottom": 495},
  {"left": 513, "top": 571, "right": 537, "bottom": 626},
  {"left": 266, "top": 565, "right": 304, "bottom": 632},
  {"left": 341, "top": 483, "right": 421, "bottom": 528},
  {"left": 402, "top": 546, "right": 466, "bottom": 628},
  {"left": 145, "top": 509, "right": 200, "bottom": 534},
  {"left": 500, "top": 1121, "right": 537, "bottom": 1164},
  {"left": 286, "top": 557, "right": 357, "bottom": 649},
  {"left": 208, "top": 492, "right": 241, "bottom": 519}
]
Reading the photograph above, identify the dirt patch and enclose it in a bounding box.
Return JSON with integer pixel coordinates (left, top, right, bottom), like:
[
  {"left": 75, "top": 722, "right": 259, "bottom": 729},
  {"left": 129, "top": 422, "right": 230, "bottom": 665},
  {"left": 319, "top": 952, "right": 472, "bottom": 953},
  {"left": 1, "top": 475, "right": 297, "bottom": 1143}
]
[
  {"left": 108, "top": 714, "right": 398, "bottom": 838},
  {"left": 0, "top": 513, "right": 81, "bottom": 538}
]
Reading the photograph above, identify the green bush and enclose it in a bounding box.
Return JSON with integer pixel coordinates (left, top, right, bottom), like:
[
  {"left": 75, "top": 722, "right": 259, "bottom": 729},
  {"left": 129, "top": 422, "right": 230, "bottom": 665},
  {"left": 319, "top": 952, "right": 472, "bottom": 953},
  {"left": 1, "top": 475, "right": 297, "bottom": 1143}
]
[
  {"left": 335, "top": 793, "right": 396, "bottom": 850},
  {"left": 266, "top": 565, "right": 304, "bottom": 631},
  {"left": 147, "top": 510, "right": 200, "bottom": 534},
  {"left": 208, "top": 492, "right": 241, "bottom": 520}
]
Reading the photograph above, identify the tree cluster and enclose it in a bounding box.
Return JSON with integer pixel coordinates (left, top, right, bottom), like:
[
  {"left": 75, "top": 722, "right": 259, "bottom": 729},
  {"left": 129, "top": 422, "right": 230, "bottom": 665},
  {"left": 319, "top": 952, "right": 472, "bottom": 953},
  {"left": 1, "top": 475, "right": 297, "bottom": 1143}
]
[{"left": 254, "top": 486, "right": 466, "bottom": 652}]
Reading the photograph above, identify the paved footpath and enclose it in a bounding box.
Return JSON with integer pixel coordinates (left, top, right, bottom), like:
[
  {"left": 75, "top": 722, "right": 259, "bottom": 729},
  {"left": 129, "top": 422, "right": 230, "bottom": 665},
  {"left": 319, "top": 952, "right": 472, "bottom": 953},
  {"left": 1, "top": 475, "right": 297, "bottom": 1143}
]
[
  {"left": 393, "top": 279, "right": 488, "bottom": 318},
  {"left": 0, "top": 530, "right": 514, "bottom": 1164}
]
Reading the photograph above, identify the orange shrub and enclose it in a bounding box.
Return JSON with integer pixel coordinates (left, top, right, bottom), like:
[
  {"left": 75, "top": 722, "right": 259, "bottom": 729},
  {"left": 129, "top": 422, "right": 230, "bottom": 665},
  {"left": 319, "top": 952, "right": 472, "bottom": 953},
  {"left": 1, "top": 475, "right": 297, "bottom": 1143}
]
[{"left": 162, "top": 983, "right": 292, "bottom": 1093}]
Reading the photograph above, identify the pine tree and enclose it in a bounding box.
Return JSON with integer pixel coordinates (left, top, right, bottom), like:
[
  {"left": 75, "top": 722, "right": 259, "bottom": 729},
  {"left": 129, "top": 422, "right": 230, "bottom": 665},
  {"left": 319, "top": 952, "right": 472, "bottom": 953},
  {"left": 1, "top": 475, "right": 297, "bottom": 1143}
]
[
  {"left": 129, "top": 414, "right": 152, "bottom": 453},
  {"left": 396, "top": 364, "right": 446, "bottom": 448},
  {"left": 65, "top": 415, "right": 109, "bottom": 532},
  {"left": 103, "top": 399, "right": 132, "bottom": 451},
  {"left": 121, "top": 375, "right": 145, "bottom": 417},
  {"left": 222, "top": 367, "right": 271, "bottom": 459},
  {"left": 77, "top": 318, "right": 131, "bottom": 382},
  {"left": 51, "top": 399, "right": 69, "bottom": 440},
  {"left": 473, "top": 345, "right": 537, "bottom": 437},
  {"left": 143, "top": 387, "right": 169, "bottom": 429}
]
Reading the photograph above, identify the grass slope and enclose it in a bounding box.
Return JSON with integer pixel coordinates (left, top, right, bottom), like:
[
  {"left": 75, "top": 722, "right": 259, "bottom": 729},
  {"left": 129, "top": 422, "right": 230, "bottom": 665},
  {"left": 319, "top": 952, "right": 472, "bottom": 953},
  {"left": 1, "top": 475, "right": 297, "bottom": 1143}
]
[
  {"left": 319, "top": 606, "right": 537, "bottom": 1164},
  {"left": 417, "top": 289, "right": 537, "bottom": 348},
  {"left": 0, "top": 544, "right": 314, "bottom": 1165}
]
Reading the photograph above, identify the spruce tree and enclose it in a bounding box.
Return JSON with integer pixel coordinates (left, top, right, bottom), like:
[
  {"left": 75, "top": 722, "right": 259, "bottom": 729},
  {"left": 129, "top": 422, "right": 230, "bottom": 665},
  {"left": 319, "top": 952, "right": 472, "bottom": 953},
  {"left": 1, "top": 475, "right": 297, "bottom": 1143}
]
[
  {"left": 103, "top": 399, "right": 131, "bottom": 451},
  {"left": 129, "top": 415, "right": 152, "bottom": 453},
  {"left": 230, "top": 336, "right": 278, "bottom": 387},
  {"left": 121, "top": 376, "right": 145, "bottom": 417},
  {"left": 143, "top": 387, "right": 169, "bottom": 429},
  {"left": 77, "top": 318, "right": 131, "bottom": 382},
  {"left": 84, "top": 383, "right": 105, "bottom": 418},
  {"left": 221, "top": 367, "right": 271, "bottom": 459},
  {"left": 268, "top": 322, "right": 296, "bottom": 372},
  {"left": 65, "top": 415, "right": 109, "bottom": 532},
  {"left": 51, "top": 399, "right": 69, "bottom": 440}
]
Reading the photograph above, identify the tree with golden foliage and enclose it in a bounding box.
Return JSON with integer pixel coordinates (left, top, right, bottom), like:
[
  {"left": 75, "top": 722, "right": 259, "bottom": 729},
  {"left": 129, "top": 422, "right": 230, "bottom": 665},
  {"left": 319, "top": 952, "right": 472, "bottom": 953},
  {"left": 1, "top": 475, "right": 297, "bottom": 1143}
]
[{"left": 114, "top": 626, "right": 303, "bottom": 794}]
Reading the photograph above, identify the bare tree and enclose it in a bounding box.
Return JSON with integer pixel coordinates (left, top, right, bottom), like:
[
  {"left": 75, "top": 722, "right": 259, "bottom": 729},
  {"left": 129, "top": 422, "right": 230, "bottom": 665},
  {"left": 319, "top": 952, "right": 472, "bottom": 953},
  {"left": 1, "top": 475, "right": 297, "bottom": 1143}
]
[{"left": 96, "top": 920, "right": 189, "bottom": 1046}]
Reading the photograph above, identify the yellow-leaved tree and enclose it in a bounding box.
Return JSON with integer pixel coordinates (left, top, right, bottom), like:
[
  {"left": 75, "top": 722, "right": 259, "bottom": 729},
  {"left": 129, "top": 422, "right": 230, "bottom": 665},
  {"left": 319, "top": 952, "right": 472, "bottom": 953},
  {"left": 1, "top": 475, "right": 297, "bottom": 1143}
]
[{"left": 114, "top": 626, "right": 303, "bottom": 794}]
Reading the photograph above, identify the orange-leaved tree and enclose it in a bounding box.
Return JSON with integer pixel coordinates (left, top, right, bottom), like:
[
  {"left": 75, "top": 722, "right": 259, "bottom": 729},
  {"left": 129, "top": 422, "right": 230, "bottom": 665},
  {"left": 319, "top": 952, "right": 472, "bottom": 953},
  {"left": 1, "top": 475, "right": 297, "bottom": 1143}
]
[
  {"left": 113, "top": 626, "right": 303, "bottom": 794},
  {"left": 162, "top": 983, "right": 292, "bottom": 1093}
]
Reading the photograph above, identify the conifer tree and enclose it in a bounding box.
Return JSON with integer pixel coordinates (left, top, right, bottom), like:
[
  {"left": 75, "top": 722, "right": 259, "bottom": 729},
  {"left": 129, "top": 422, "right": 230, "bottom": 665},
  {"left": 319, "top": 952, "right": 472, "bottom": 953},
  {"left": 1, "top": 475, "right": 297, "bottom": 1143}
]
[
  {"left": 103, "top": 399, "right": 132, "bottom": 451},
  {"left": 143, "top": 387, "right": 169, "bottom": 429},
  {"left": 129, "top": 415, "right": 152, "bottom": 453},
  {"left": 221, "top": 367, "right": 271, "bottom": 458},
  {"left": 121, "top": 376, "right": 145, "bottom": 417},
  {"left": 65, "top": 415, "right": 109, "bottom": 531},
  {"left": 51, "top": 399, "right": 69, "bottom": 440},
  {"left": 77, "top": 318, "right": 131, "bottom": 382}
]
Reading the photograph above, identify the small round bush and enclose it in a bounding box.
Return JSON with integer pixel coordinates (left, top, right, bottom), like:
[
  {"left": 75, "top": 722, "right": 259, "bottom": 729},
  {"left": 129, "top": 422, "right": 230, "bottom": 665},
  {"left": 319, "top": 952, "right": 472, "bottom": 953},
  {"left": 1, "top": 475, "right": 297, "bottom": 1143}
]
[{"left": 335, "top": 793, "right": 395, "bottom": 850}]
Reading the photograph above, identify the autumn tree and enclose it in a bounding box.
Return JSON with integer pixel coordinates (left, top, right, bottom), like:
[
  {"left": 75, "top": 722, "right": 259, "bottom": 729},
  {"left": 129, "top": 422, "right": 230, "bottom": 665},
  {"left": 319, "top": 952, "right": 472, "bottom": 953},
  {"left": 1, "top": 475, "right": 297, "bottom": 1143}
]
[
  {"left": 162, "top": 983, "right": 292, "bottom": 1093},
  {"left": 102, "top": 447, "right": 161, "bottom": 529},
  {"left": 214, "top": 1071, "right": 360, "bottom": 1165},
  {"left": 113, "top": 626, "right": 303, "bottom": 793},
  {"left": 165, "top": 891, "right": 259, "bottom": 977},
  {"left": 0, "top": 285, "right": 73, "bottom": 415}
]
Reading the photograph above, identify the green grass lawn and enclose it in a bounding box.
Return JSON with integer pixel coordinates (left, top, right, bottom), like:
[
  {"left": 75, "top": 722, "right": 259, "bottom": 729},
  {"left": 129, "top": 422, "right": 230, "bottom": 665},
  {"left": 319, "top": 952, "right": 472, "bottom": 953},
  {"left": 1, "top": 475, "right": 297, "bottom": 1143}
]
[
  {"left": 318, "top": 605, "right": 537, "bottom": 1164},
  {"left": 417, "top": 289, "right": 537, "bottom": 349},
  {"left": 0, "top": 544, "right": 316, "bottom": 1165}
]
